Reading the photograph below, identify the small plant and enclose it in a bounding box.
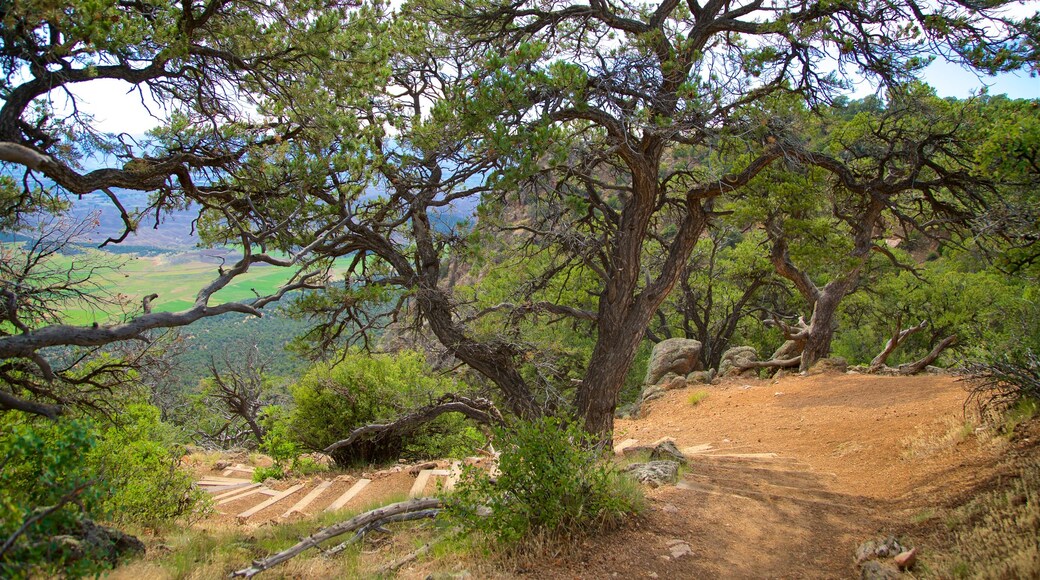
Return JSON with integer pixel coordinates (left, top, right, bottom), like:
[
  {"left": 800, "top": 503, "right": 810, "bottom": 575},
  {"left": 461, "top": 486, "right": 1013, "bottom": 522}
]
[
  {"left": 252, "top": 465, "right": 285, "bottom": 482},
  {"left": 687, "top": 390, "right": 709, "bottom": 406},
  {"left": 447, "top": 416, "right": 643, "bottom": 553}
]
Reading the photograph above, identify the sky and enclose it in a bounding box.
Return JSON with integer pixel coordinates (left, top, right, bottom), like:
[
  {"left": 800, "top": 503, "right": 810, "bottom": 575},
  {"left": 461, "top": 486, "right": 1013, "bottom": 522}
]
[{"left": 65, "top": 60, "right": 1037, "bottom": 138}]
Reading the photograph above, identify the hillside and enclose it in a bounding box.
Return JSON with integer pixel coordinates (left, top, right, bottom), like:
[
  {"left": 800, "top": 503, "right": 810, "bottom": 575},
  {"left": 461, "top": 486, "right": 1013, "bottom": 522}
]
[{"left": 112, "top": 371, "right": 1037, "bottom": 578}]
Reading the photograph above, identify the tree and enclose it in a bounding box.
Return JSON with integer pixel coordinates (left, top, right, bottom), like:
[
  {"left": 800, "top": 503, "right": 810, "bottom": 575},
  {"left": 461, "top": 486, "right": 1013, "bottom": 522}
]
[
  {"left": 0, "top": 0, "right": 385, "bottom": 417},
  {"left": 196, "top": 344, "right": 281, "bottom": 447},
  {"left": 420, "top": 0, "right": 1035, "bottom": 438}
]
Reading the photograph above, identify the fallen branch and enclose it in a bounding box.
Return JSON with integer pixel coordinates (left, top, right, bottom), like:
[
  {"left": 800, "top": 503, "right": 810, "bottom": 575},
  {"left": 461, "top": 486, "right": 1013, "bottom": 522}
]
[
  {"left": 895, "top": 334, "right": 957, "bottom": 375},
  {"left": 869, "top": 318, "right": 928, "bottom": 372},
  {"left": 230, "top": 497, "right": 443, "bottom": 578},
  {"left": 324, "top": 394, "right": 503, "bottom": 454},
  {"left": 378, "top": 543, "right": 430, "bottom": 575},
  {"left": 324, "top": 509, "right": 441, "bottom": 557},
  {"left": 735, "top": 356, "right": 802, "bottom": 371}
]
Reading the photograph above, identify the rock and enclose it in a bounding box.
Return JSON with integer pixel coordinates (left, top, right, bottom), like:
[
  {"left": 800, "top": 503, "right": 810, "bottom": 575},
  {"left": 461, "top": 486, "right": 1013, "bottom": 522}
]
[
  {"left": 659, "top": 503, "right": 679, "bottom": 513},
  {"left": 855, "top": 536, "right": 906, "bottom": 564},
  {"left": 667, "top": 540, "right": 694, "bottom": 559},
  {"left": 623, "top": 460, "right": 680, "bottom": 488},
  {"left": 808, "top": 357, "right": 848, "bottom": 375},
  {"left": 409, "top": 461, "right": 438, "bottom": 476},
  {"left": 302, "top": 452, "right": 335, "bottom": 467},
  {"left": 650, "top": 440, "right": 687, "bottom": 464},
  {"left": 645, "top": 338, "right": 703, "bottom": 386},
  {"left": 719, "top": 346, "right": 758, "bottom": 376},
  {"left": 686, "top": 369, "right": 715, "bottom": 384},
  {"left": 893, "top": 548, "right": 917, "bottom": 570},
  {"left": 860, "top": 560, "right": 901, "bottom": 580},
  {"left": 69, "top": 520, "right": 145, "bottom": 566},
  {"left": 213, "top": 460, "right": 232, "bottom": 470}
]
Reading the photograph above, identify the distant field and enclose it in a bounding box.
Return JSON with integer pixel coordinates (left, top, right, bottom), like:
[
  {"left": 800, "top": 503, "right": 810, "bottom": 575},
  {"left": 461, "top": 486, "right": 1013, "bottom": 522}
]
[{"left": 28, "top": 249, "right": 307, "bottom": 325}]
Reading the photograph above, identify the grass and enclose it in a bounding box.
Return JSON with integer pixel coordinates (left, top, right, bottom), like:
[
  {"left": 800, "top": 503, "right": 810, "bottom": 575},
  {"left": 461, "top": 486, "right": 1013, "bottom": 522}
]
[
  {"left": 900, "top": 416, "right": 981, "bottom": 460},
  {"left": 687, "top": 390, "right": 709, "bottom": 407},
  {"left": 920, "top": 457, "right": 1040, "bottom": 578}
]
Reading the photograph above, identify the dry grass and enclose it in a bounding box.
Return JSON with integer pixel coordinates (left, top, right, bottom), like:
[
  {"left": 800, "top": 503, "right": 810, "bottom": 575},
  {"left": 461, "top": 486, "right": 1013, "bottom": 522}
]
[
  {"left": 920, "top": 457, "right": 1040, "bottom": 578},
  {"left": 900, "top": 415, "right": 981, "bottom": 460}
]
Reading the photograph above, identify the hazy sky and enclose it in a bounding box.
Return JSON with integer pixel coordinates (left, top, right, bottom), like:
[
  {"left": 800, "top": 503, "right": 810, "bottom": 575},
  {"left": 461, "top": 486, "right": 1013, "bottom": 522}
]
[{"left": 62, "top": 49, "right": 1037, "bottom": 137}]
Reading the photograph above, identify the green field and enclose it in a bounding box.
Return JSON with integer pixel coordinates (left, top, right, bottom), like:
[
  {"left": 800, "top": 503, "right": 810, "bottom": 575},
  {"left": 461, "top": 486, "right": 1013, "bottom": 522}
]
[{"left": 30, "top": 249, "right": 306, "bottom": 326}]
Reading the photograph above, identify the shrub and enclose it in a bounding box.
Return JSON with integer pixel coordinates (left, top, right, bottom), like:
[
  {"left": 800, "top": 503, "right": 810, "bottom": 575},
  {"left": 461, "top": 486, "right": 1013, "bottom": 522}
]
[
  {"left": 0, "top": 417, "right": 110, "bottom": 578},
  {"left": 88, "top": 404, "right": 210, "bottom": 529},
  {"left": 688, "top": 390, "right": 709, "bottom": 406},
  {"left": 287, "top": 350, "right": 485, "bottom": 466},
  {"left": 964, "top": 350, "right": 1040, "bottom": 418},
  {"left": 447, "top": 417, "right": 643, "bottom": 552}
]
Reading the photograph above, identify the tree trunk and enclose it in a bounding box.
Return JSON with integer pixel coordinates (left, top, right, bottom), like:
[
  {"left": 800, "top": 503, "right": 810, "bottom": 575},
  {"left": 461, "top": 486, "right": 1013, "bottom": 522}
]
[{"left": 799, "top": 292, "right": 842, "bottom": 372}]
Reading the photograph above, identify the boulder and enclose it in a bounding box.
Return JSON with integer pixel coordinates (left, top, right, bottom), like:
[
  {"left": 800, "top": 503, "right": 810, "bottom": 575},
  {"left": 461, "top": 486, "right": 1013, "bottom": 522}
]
[
  {"left": 686, "top": 369, "right": 716, "bottom": 384},
  {"left": 623, "top": 460, "right": 680, "bottom": 488},
  {"left": 650, "top": 440, "right": 687, "bottom": 464},
  {"left": 638, "top": 374, "right": 688, "bottom": 408},
  {"left": 860, "top": 561, "right": 902, "bottom": 580},
  {"left": 57, "top": 520, "right": 145, "bottom": 566},
  {"left": 645, "top": 339, "right": 702, "bottom": 386},
  {"left": 718, "top": 346, "right": 758, "bottom": 376},
  {"left": 808, "top": 357, "right": 848, "bottom": 375}
]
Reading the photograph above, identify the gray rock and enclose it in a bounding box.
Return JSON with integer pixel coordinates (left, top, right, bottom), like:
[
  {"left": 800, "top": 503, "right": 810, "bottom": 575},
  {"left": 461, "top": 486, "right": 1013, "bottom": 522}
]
[
  {"left": 855, "top": 536, "right": 906, "bottom": 564},
  {"left": 719, "top": 346, "right": 758, "bottom": 376},
  {"left": 808, "top": 357, "right": 848, "bottom": 375},
  {"left": 860, "top": 560, "right": 902, "bottom": 580},
  {"left": 686, "top": 369, "right": 716, "bottom": 384},
  {"left": 623, "top": 460, "right": 680, "bottom": 488},
  {"left": 645, "top": 339, "right": 703, "bottom": 386},
  {"left": 650, "top": 440, "right": 687, "bottom": 464}
]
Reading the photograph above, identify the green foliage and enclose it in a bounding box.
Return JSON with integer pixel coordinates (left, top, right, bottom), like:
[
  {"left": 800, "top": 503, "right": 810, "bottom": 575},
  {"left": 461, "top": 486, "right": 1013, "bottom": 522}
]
[
  {"left": 252, "top": 466, "right": 285, "bottom": 482},
  {"left": 286, "top": 350, "right": 483, "bottom": 466},
  {"left": 447, "top": 417, "right": 643, "bottom": 551},
  {"left": 0, "top": 417, "right": 109, "bottom": 578},
  {"left": 0, "top": 404, "right": 207, "bottom": 577},
  {"left": 88, "top": 404, "right": 209, "bottom": 529},
  {"left": 688, "top": 390, "right": 709, "bottom": 406}
]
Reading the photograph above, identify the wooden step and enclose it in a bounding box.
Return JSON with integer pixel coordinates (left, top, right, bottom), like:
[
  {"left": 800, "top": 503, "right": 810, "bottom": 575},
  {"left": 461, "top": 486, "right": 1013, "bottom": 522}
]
[
  {"left": 198, "top": 476, "right": 253, "bottom": 485},
  {"left": 675, "top": 480, "right": 863, "bottom": 511},
  {"left": 442, "top": 462, "right": 463, "bottom": 492},
  {"left": 325, "top": 479, "right": 371, "bottom": 512},
  {"left": 281, "top": 480, "right": 333, "bottom": 518},
  {"left": 210, "top": 482, "right": 260, "bottom": 498},
  {"left": 237, "top": 484, "right": 305, "bottom": 520},
  {"left": 409, "top": 469, "right": 449, "bottom": 498},
  {"left": 216, "top": 486, "right": 270, "bottom": 506}
]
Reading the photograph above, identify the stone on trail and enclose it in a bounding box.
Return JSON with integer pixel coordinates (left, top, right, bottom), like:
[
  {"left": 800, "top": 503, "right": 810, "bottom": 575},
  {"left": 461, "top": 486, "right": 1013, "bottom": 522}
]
[
  {"left": 650, "top": 440, "right": 687, "bottom": 464},
  {"left": 623, "top": 460, "right": 680, "bottom": 488},
  {"left": 666, "top": 539, "right": 694, "bottom": 559},
  {"left": 718, "top": 345, "right": 758, "bottom": 376},
  {"left": 645, "top": 338, "right": 703, "bottom": 386},
  {"left": 860, "top": 560, "right": 902, "bottom": 580},
  {"left": 855, "top": 536, "right": 906, "bottom": 564},
  {"left": 893, "top": 548, "right": 917, "bottom": 570}
]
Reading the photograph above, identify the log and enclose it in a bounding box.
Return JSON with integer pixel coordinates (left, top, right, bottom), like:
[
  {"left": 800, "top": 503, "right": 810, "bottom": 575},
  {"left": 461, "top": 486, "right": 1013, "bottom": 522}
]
[
  {"left": 324, "top": 394, "right": 502, "bottom": 454},
  {"left": 869, "top": 319, "right": 928, "bottom": 372},
  {"left": 231, "top": 497, "right": 443, "bottom": 578}
]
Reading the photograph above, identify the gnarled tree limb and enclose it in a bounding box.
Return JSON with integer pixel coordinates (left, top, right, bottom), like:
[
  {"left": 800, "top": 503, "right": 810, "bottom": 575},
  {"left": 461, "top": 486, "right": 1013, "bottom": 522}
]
[
  {"left": 869, "top": 318, "right": 929, "bottom": 372},
  {"left": 231, "top": 497, "right": 443, "bottom": 578},
  {"left": 324, "top": 394, "right": 503, "bottom": 454}
]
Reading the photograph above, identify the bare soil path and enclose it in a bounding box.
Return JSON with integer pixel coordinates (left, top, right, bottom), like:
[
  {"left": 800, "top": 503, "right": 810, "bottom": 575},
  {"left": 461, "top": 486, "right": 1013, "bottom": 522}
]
[{"left": 184, "top": 372, "right": 1012, "bottom": 578}]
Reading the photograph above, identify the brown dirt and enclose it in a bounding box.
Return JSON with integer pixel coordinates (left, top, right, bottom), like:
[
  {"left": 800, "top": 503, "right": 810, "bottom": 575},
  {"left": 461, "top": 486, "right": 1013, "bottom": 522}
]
[
  {"left": 508, "top": 372, "right": 1012, "bottom": 579},
  {"left": 174, "top": 372, "right": 1023, "bottom": 579}
]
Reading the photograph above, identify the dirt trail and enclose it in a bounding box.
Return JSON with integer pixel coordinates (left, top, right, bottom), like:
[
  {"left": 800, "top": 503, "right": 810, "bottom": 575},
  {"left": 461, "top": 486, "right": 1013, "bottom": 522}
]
[
  {"left": 519, "top": 372, "right": 1007, "bottom": 579},
  {"left": 188, "top": 372, "right": 1008, "bottom": 578}
]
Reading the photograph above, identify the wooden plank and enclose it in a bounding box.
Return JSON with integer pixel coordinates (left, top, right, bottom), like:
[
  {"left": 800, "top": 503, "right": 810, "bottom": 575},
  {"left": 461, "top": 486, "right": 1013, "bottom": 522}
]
[
  {"left": 259, "top": 489, "right": 279, "bottom": 496},
  {"left": 325, "top": 479, "right": 371, "bottom": 512},
  {"left": 237, "top": 484, "right": 305, "bottom": 519},
  {"left": 613, "top": 438, "right": 639, "bottom": 456},
  {"left": 216, "top": 486, "right": 270, "bottom": 506},
  {"left": 281, "top": 480, "right": 332, "bottom": 518},
  {"left": 442, "top": 462, "right": 463, "bottom": 493},
  {"left": 198, "top": 475, "right": 252, "bottom": 484},
  {"left": 205, "top": 482, "right": 255, "bottom": 495},
  {"left": 213, "top": 482, "right": 261, "bottom": 500},
  {"left": 681, "top": 443, "right": 715, "bottom": 455},
  {"left": 409, "top": 470, "right": 449, "bottom": 498}
]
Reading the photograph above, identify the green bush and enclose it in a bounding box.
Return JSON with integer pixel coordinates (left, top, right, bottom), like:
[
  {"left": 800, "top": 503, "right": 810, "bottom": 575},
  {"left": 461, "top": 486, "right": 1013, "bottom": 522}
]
[
  {"left": 286, "top": 349, "right": 485, "bottom": 466},
  {"left": 0, "top": 404, "right": 208, "bottom": 577},
  {"left": 0, "top": 417, "right": 110, "bottom": 578},
  {"left": 88, "top": 404, "right": 210, "bottom": 529},
  {"left": 447, "top": 417, "right": 643, "bottom": 552}
]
